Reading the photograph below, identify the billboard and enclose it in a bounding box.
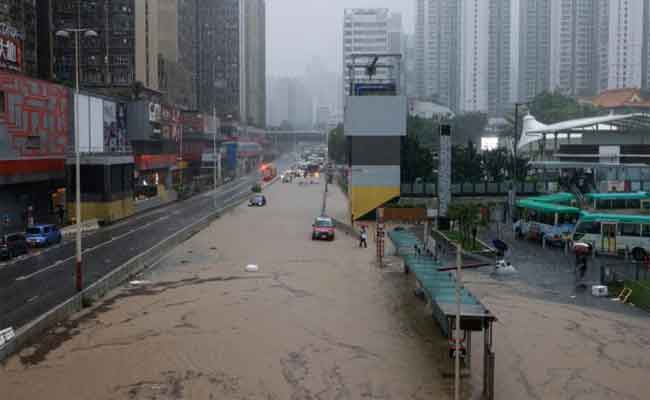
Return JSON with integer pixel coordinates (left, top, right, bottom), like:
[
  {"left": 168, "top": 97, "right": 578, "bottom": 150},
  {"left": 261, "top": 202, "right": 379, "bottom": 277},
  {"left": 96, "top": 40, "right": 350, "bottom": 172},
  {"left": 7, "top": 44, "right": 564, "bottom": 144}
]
[
  {"left": 0, "top": 24, "right": 22, "bottom": 72},
  {"left": 75, "top": 94, "right": 124, "bottom": 153}
]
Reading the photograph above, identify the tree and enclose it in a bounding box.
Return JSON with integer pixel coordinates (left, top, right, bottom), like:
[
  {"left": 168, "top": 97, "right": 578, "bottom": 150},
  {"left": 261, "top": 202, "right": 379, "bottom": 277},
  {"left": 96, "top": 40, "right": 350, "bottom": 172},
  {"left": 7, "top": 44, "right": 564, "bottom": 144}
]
[
  {"left": 448, "top": 202, "right": 481, "bottom": 248},
  {"left": 407, "top": 115, "right": 437, "bottom": 149},
  {"left": 327, "top": 123, "right": 347, "bottom": 164},
  {"left": 482, "top": 148, "right": 509, "bottom": 182},
  {"left": 452, "top": 112, "right": 488, "bottom": 146},
  {"left": 401, "top": 133, "right": 435, "bottom": 182},
  {"left": 451, "top": 140, "right": 482, "bottom": 182},
  {"left": 131, "top": 81, "right": 145, "bottom": 100}
]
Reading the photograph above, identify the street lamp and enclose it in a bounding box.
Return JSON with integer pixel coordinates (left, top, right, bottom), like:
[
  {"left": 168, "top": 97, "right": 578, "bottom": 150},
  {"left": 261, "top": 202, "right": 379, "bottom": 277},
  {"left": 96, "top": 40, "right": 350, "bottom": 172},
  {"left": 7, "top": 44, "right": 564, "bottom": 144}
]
[
  {"left": 56, "top": 28, "right": 98, "bottom": 293},
  {"left": 509, "top": 101, "right": 530, "bottom": 222}
]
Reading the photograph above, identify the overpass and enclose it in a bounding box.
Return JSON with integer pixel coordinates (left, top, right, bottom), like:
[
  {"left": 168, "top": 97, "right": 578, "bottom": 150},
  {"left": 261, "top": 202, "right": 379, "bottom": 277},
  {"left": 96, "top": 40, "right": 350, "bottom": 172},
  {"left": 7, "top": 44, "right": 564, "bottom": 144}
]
[{"left": 266, "top": 129, "right": 327, "bottom": 146}]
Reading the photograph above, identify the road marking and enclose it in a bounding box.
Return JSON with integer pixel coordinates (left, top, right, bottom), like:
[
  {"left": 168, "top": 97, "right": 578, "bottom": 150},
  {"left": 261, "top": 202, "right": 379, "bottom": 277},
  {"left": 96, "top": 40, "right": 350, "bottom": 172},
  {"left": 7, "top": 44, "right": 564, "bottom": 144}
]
[
  {"left": 15, "top": 214, "right": 171, "bottom": 281},
  {"left": 12, "top": 178, "right": 255, "bottom": 281}
]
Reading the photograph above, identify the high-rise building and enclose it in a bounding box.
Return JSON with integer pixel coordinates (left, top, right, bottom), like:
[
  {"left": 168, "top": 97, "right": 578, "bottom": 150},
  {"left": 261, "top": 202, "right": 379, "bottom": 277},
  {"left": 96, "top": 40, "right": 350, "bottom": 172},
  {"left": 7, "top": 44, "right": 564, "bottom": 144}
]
[
  {"left": 607, "top": 0, "right": 645, "bottom": 89},
  {"left": 549, "top": 0, "right": 608, "bottom": 96},
  {"left": 342, "top": 9, "right": 402, "bottom": 97},
  {"left": 515, "top": 0, "right": 552, "bottom": 101},
  {"left": 413, "top": 0, "right": 460, "bottom": 110},
  {"left": 644, "top": 0, "right": 650, "bottom": 90},
  {"left": 157, "top": 0, "right": 194, "bottom": 109},
  {"left": 415, "top": 0, "right": 512, "bottom": 116},
  {"left": 0, "top": 0, "right": 38, "bottom": 77},
  {"left": 240, "top": 0, "right": 266, "bottom": 128},
  {"left": 192, "top": 0, "right": 265, "bottom": 127},
  {"left": 135, "top": 0, "right": 159, "bottom": 90},
  {"left": 488, "top": 0, "right": 513, "bottom": 117},
  {"left": 459, "top": 0, "right": 489, "bottom": 112},
  {"left": 51, "top": 1, "right": 137, "bottom": 89}
]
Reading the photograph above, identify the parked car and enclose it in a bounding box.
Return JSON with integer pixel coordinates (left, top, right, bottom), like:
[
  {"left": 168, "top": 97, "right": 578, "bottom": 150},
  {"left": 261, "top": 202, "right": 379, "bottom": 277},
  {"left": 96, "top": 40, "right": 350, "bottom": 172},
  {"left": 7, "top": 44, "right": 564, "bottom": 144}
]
[
  {"left": 311, "top": 216, "right": 335, "bottom": 241},
  {"left": 249, "top": 194, "right": 267, "bottom": 207},
  {"left": 0, "top": 233, "right": 29, "bottom": 260},
  {"left": 25, "top": 224, "right": 62, "bottom": 247}
]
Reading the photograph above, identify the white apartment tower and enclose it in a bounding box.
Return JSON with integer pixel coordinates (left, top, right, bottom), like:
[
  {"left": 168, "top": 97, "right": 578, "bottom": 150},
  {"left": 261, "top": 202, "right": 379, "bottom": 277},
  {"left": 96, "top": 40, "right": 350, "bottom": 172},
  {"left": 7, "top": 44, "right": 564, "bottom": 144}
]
[
  {"left": 413, "top": 0, "right": 461, "bottom": 110},
  {"left": 515, "top": 0, "right": 552, "bottom": 102},
  {"left": 488, "top": 0, "right": 513, "bottom": 117},
  {"left": 549, "top": 0, "right": 608, "bottom": 96},
  {"left": 607, "top": 0, "right": 645, "bottom": 89},
  {"left": 415, "top": 0, "right": 512, "bottom": 116},
  {"left": 342, "top": 9, "right": 402, "bottom": 96},
  {"left": 459, "top": 0, "right": 489, "bottom": 112}
]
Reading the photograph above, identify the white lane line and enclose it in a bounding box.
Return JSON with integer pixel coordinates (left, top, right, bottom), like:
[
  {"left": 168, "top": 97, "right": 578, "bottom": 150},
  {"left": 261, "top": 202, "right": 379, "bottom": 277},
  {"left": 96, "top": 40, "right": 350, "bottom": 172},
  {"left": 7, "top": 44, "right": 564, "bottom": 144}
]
[
  {"left": 15, "top": 215, "right": 171, "bottom": 281},
  {"left": 12, "top": 181, "right": 253, "bottom": 281},
  {"left": 6, "top": 179, "right": 254, "bottom": 267}
]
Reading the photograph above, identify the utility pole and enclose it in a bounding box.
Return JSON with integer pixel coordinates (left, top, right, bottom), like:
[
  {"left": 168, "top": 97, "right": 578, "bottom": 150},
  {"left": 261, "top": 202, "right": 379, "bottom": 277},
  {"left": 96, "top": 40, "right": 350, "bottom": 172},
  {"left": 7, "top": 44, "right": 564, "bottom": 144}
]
[
  {"left": 454, "top": 244, "right": 462, "bottom": 400},
  {"left": 510, "top": 102, "right": 529, "bottom": 223},
  {"left": 56, "top": 27, "right": 98, "bottom": 293},
  {"left": 213, "top": 107, "right": 218, "bottom": 209}
]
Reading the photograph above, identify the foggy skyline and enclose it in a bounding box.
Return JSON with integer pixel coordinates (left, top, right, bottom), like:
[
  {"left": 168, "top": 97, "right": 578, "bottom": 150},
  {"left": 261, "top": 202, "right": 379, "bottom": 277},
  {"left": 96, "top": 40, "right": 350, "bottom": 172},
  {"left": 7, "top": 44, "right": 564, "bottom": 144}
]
[{"left": 267, "top": 0, "right": 413, "bottom": 77}]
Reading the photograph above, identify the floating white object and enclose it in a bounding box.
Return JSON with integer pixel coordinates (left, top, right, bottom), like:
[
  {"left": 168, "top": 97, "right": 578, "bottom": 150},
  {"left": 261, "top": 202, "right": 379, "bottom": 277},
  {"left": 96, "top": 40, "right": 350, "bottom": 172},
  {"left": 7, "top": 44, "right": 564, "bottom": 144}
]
[
  {"left": 495, "top": 259, "right": 517, "bottom": 274},
  {"left": 245, "top": 264, "right": 259, "bottom": 272},
  {"left": 0, "top": 327, "right": 15, "bottom": 349},
  {"left": 129, "top": 280, "right": 151, "bottom": 286},
  {"left": 591, "top": 285, "right": 608, "bottom": 297}
]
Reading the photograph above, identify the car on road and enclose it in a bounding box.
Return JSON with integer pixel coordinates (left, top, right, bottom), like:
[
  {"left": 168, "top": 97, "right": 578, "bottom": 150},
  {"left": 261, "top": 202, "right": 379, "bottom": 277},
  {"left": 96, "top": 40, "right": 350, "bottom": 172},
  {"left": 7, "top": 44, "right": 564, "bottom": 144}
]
[
  {"left": 249, "top": 194, "right": 267, "bottom": 207},
  {"left": 1, "top": 233, "right": 29, "bottom": 260},
  {"left": 25, "top": 224, "right": 62, "bottom": 247},
  {"left": 311, "top": 216, "right": 335, "bottom": 241}
]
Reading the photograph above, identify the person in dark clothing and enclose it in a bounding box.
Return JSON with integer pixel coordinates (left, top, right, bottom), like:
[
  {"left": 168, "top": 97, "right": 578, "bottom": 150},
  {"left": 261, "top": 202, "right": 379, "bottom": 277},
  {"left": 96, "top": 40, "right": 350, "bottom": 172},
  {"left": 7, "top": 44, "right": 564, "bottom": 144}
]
[
  {"left": 57, "top": 205, "right": 65, "bottom": 226},
  {"left": 359, "top": 226, "right": 368, "bottom": 248}
]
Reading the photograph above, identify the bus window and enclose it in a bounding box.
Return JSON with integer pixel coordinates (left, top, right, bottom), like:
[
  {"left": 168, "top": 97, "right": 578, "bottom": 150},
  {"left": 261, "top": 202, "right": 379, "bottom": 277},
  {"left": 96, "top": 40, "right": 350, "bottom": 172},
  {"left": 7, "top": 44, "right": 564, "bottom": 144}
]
[
  {"left": 613, "top": 199, "right": 626, "bottom": 209},
  {"left": 642, "top": 225, "right": 650, "bottom": 238},
  {"left": 620, "top": 223, "right": 640, "bottom": 237},
  {"left": 576, "top": 221, "right": 600, "bottom": 234},
  {"left": 597, "top": 199, "right": 609, "bottom": 209},
  {"left": 629, "top": 199, "right": 641, "bottom": 209}
]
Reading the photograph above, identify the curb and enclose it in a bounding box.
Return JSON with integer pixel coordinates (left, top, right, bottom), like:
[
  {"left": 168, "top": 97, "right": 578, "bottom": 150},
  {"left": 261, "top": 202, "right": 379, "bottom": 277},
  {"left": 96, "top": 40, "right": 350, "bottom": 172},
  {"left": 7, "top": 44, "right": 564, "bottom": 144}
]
[{"left": 0, "top": 188, "right": 252, "bottom": 363}]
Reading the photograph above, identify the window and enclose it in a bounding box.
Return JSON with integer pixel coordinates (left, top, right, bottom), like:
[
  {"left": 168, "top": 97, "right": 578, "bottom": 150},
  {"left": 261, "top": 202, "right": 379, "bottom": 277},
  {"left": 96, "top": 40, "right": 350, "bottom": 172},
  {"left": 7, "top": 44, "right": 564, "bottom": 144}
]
[
  {"left": 576, "top": 221, "right": 600, "bottom": 235},
  {"left": 620, "top": 223, "right": 640, "bottom": 237},
  {"left": 642, "top": 225, "right": 650, "bottom": 238},
  {"left": 25, "top": 136, "right": 41, "bottom": 150}
]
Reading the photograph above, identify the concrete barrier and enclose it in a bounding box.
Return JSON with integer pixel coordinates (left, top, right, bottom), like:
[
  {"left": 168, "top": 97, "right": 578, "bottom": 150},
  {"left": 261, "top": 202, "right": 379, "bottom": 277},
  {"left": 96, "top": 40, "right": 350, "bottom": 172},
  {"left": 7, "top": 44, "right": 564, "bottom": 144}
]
[
  {"left": 0, "top": 188, "right": 252, "bottom": 363},
  {"left": 60, "top": 219, "right": 100, "bottom": 237}
]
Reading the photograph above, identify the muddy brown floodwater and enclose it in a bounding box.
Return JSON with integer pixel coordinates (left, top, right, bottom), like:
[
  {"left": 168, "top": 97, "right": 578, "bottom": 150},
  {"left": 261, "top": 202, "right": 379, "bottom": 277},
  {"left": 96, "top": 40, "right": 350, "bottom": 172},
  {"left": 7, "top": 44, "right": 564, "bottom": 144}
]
[{"left": 1, "top": 178, "right": 650, "bottom": 400}]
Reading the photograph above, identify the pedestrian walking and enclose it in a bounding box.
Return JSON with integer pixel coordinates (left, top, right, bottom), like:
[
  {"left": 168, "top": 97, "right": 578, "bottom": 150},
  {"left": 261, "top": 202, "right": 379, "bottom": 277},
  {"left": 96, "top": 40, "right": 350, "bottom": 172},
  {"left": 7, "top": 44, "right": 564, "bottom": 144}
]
[
  {"left": 57, "top": 205, "right": 65, "bottom": 226},
  {"left": 359, "top": 226, "right": 368, "bottom": 248}
]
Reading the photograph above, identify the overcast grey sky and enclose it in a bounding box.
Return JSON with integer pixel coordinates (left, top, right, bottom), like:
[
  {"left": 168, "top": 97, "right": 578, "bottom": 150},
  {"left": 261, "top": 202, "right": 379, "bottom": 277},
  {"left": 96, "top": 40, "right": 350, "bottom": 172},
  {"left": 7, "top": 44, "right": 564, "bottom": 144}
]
[{"left": 267, "top": 0, "right": 413, "bottom": 77}]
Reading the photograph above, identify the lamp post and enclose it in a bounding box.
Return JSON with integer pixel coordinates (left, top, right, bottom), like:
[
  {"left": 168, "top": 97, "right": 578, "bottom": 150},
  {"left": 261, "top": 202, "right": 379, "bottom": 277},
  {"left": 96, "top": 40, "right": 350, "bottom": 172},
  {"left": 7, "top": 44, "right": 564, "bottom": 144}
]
[
  {"left": 213, "top": 107, "right": 218, "bottom": 209},
  {"left": 56, "top": 28, "right": 98, "bottom": 292},
  {"left": 509, "top": 101, "right": 530, "bottom": 223}
]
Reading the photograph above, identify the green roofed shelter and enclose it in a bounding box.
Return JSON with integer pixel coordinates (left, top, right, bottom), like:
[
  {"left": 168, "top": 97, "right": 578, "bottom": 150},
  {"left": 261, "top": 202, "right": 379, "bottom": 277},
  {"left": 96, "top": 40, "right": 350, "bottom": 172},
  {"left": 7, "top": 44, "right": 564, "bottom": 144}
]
[
  {"left": 528, "top": 192, "right": 576, "bottom": 204},
  {"left": 517, "top": 199, "right": 581, "bottom": 215}
]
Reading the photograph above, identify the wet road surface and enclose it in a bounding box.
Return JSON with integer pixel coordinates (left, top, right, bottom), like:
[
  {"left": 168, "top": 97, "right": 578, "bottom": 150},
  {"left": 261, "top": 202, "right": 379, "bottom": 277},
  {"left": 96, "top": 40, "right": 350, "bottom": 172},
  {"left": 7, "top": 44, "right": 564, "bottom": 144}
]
[{"left": 1, "top": 178, "right": 649, "bottom": 399}]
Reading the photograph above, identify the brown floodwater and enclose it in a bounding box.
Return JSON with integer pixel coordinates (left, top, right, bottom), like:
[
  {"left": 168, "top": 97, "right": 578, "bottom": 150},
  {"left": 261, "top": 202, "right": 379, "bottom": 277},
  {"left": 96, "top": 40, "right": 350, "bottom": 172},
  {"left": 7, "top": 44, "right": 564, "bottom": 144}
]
[{"left": 1, "top": 180, "right": 649, "bottom": 399}]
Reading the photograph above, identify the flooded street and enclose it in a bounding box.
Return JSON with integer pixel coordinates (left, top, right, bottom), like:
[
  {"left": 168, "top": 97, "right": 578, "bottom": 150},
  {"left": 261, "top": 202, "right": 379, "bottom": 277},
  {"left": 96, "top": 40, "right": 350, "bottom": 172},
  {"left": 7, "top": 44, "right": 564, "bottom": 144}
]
[
  {"left": 0, "top": 181, "right": 454, "bottom": 399},
  {"left": 1, "top": 179, "right": 650, "bottom": 399}
]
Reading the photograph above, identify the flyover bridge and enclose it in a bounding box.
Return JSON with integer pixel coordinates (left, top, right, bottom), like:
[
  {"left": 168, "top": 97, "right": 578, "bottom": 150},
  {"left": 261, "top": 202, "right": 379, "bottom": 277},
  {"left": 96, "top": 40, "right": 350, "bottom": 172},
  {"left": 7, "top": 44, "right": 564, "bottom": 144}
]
[{"left": 266, "top": 129, "right": 327, "bottom": 146}]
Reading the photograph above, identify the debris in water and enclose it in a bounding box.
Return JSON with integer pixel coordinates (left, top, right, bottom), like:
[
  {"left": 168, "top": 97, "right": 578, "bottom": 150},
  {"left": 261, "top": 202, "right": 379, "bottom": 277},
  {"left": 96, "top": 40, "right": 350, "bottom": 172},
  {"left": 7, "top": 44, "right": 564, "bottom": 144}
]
[
  {"left": 129, "top": 280, "right": 152, "bottom": 286},
  {"left": 245, "top": 264, "right": 259, "bottom": 272}
]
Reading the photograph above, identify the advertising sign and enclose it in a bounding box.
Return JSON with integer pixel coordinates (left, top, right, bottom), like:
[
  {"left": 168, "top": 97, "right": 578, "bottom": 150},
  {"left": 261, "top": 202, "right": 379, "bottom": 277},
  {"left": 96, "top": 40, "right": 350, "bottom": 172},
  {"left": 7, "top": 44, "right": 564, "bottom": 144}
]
[{"left": 0, "top": 24, "right": 22, "bottom": 72}]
